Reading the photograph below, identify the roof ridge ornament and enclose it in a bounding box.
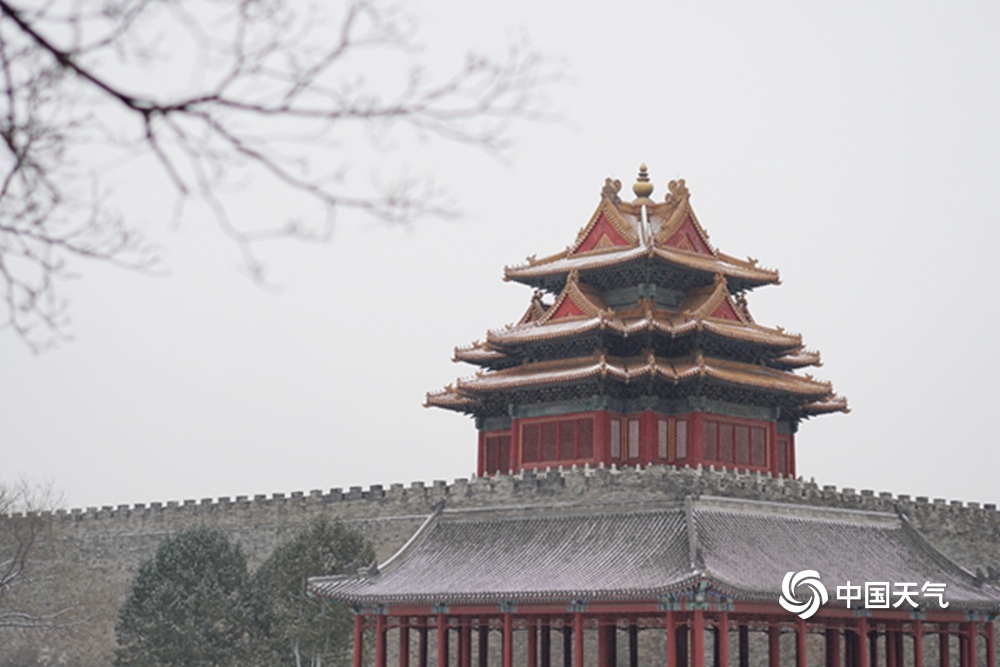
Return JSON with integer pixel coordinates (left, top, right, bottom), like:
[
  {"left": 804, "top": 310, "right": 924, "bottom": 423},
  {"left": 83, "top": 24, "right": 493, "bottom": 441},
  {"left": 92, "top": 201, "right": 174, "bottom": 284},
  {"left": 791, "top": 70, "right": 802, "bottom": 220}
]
[
  {"left": 601, "top": 177, "right": 622, "bottom": 205},
  {"left": 666, "top": 178, "right": 689, "bottom": 203},
  {"left": 632, "top": 164, "right": 655, "bottom": 205},
  {"left": 734, "top": 293, "right": 754, "bottom": 323}
]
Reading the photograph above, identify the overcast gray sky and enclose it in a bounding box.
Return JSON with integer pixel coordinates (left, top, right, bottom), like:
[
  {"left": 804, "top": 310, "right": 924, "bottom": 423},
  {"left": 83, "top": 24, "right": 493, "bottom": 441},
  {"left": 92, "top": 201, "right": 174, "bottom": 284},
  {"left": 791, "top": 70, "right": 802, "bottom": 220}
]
[{"left": 4, "top": 1, "right": 999, "bottom": 509}]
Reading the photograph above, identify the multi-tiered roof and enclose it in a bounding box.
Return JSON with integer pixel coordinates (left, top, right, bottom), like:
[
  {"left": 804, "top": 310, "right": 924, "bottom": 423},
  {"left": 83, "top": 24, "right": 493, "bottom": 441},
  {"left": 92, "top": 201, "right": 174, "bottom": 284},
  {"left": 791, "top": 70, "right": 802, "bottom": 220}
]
[{"left": 428, "top": 167, "right": 847, "bottom": 423}]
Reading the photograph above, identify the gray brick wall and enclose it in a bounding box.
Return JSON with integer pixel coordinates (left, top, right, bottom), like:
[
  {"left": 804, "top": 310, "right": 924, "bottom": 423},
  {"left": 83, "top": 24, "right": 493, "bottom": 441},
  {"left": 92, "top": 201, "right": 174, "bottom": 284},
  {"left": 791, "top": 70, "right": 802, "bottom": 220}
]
[{"left": 2, "top": 464, "right": 997, "bottom": 666}]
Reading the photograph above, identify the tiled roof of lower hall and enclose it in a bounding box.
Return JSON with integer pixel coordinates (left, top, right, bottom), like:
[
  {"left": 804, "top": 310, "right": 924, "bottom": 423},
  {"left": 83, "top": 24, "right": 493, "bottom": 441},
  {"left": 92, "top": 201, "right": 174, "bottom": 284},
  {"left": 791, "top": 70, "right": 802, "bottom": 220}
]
[{"left": 308, "top": 496, "right": 1000, "bottom": 610}]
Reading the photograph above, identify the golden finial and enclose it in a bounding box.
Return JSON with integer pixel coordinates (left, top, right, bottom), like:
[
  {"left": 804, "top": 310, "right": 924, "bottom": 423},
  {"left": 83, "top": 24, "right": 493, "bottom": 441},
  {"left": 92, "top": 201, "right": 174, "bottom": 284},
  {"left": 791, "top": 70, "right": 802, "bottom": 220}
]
[{"left": 632, "top": 164, "right": 655, "bottom": 203}]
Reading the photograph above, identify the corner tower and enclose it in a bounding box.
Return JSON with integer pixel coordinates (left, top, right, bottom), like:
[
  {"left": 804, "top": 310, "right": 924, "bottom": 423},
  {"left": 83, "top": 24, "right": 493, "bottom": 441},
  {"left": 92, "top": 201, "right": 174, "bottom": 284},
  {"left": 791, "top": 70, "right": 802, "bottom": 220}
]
[{"left": 427, "top": 166, "right": 847, "bottom": 478}]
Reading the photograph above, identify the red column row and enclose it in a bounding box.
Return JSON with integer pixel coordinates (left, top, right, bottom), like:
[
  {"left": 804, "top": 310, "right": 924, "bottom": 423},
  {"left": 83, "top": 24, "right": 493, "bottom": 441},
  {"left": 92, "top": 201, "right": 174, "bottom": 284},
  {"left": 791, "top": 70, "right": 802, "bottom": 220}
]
[{"left": 352, "top": 614, "right": 995, "bottom": 667}]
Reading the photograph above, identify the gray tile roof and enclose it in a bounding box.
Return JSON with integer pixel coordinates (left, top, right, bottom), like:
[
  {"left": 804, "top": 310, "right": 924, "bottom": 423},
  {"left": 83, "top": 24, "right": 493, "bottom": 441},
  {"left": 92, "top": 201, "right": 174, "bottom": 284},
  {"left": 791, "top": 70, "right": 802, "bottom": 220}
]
[{"left": 309, "top": 496, "right": 1000, "bottom": 611}]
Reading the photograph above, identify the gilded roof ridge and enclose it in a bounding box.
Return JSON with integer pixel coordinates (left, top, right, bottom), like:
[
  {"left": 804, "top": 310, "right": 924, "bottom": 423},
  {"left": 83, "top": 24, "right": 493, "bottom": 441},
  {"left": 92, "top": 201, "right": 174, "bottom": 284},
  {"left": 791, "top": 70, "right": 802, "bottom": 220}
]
[
  {"left": 535, "top": 270, "right": 609, "bottom": 325},
  {"left": 566, "top": 195, "right": 640, "bottom": 255},
  {"left": 680, "top": 274, "right": 744, "bottom": 323},
  {"left": 652, "top": 180, "right": 709, "bottom": 250}
]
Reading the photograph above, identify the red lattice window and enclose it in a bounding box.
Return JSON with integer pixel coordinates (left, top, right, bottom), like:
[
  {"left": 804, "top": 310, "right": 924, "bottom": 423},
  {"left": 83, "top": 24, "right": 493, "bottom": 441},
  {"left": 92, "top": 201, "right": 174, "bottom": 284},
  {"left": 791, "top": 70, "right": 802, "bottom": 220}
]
[
  {"left": 559, "top": 421, "right": 576, "bottom": 460},
  {"left": 609, "top": 419, "right": 622, "bottom": 459},
  {"left": 777, "top": 437, "right": 790, "bottom": 476},
  {"left": 676, "top": 420, "right": 688, "bottom": 459},
  {"left": 703, "top": 418, "right": 768, "bottom": 469},
  {"left": 520, "top": 417, "right": 596, "bottom": 465},
  {"left": 627, "top": 419, "right": 641, "bottom": 460},
  {"left": 704, "top": 421, "right": 718, "bottom": 461},
  {"left": 751, "top": 428, "right": 767, "bottom": 467},
  {"left": 522, "top": 424, "right": 539, "bottom": 463},
  {"left": 657, "top": 419, "right": 668, "bottom": 460},
  {"left": 719, "top": 424, "right": 734, "bottom": 463},
  {"left": 735, "top": 425, "right": 750, "bottom": 465},
  {"left": 485, "top": 434, "right": 511, "bottom": 475},
  {"left": 541, "top": 422, "right": 558, "bottom": 461}
]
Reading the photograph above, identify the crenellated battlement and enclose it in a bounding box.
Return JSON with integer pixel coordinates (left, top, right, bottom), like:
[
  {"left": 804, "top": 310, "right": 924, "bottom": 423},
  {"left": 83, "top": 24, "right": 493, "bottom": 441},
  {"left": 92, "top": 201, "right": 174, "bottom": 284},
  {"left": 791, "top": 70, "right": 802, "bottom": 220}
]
[{"left": 11, "top": 462, "right": 997, "bottom": 525}]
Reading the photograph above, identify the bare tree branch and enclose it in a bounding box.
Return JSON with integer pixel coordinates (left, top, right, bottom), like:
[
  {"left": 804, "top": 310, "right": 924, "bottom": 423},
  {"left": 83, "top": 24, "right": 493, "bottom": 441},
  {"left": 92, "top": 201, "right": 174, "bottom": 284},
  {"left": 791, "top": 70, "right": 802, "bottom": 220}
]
[
  {"left": 0, "top": 480, "right": 73, "bottom": 629},
  {"left": 0, "top": 0, "right": 560, "bottom": 350}
]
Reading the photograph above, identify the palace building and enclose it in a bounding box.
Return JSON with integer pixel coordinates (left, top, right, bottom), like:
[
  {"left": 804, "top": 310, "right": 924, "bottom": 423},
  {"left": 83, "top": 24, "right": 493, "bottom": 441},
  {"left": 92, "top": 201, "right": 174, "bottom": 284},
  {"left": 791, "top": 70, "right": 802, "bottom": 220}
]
[
  {"left": 426, "top": 165, "right": 846, "bottom": 479},
  {"left": 310, "top": 167, "right": 1000, "bottom": 667}
]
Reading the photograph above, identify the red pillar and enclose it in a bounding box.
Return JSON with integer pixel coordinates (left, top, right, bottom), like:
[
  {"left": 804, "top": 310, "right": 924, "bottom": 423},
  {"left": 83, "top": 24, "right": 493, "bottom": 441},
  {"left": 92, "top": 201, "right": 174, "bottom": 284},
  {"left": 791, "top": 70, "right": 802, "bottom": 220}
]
[
  {"left": 767, "top": 421, "right": 779, "bottom": 476},
  {"left": 666, "top": 611, "right": 676, "bottom": 667},
  {"left": 438, "top": 615, "right": 449, "bottom": 667},
  {"left": 692, "top": 610, "right": 705, "bottom": 667},
  {"left": 401, "top": 617, "right": 411, "bottom": 667},
  {"left": 377, "top": 615, "right": 388, "bottom": 667},
  {"left": 858, "top": 618, "right": 869, "bottom": 667},
  {"left": 887, "top": 627, "right": 897, "bottom": 667},
  {"left": 986, "top": 621, "right": 995, "bottom": 667},
  {"left": 354, "top": 615, "right": 365, "bottom": 667},
  {"left": 595, "top": 411, "right": 610, "bottom": 465},
  {"left": 528, "top": 618, "right": 538, "bottom": 667},
  {"left": 797, "top": 617, "right": 808, "bottom": 667},
  {"left": 827, "top": 627, "right": 841, "bottom": 667},
  {"left": 509, "top": 421, "right": 520, "bottom": 474},
  {"left": 787, "top": 431, "right": 797, "bottom": 478},
  {"left": 942, "top": 627, "right": 951, "bottom": 667},
  {"left": 477, "top": 432, "right": 485, "bottom": 478},
  {"left": 914, "top": 620, "right": 924, "bottom": 667},
  {"left": 460, "top": 619, "right": 471, "bottom": 667},
  {"left": 575, "top": 613, "right": 585, "bottom": 667},
  {"left": 598, "top": 618, "right": 614, "bottom": 667},
  {"left": 769, "top": 623, "right": 781, "bottom": 667},
  {"left": 504, "top": 613, "right": 514, "bottom": 667},
  {"left": 717, "top": 612, "right": 729, "bottom": 667},
  {"left": 965, "top": 622, "right": 977, "bottom": 667}
]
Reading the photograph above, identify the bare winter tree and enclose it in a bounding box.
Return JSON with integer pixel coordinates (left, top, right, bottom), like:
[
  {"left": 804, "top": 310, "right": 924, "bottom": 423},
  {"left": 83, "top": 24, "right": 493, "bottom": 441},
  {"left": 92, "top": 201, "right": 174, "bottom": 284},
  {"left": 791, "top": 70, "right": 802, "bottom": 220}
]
[
  {"left": 0, "top": 0, "right": 556, "bottom": 350},
  {"left": 0, "top": 480, "right": 68, "bottom": 629}
]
